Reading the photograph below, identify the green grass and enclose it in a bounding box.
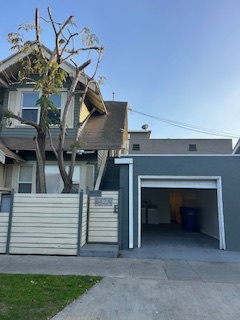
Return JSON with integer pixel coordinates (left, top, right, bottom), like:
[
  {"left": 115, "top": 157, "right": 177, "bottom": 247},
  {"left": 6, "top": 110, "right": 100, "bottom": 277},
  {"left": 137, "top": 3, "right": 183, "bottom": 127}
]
[{"left": 0, "top": 273, "right": 102, "bottom": 320}]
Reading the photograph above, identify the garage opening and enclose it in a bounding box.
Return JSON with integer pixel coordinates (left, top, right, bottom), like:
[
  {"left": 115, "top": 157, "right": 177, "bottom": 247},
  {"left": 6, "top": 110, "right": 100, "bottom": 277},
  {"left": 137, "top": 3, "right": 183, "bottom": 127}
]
[{"left": 138, "top": 177, "right": 225, "bottom": 250}]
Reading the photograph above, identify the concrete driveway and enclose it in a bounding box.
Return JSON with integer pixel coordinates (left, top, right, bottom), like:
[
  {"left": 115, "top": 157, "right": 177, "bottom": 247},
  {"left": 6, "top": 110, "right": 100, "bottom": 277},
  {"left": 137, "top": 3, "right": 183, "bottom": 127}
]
[{"left": 0, "top": 255, "right": 240, "bottom": 319}]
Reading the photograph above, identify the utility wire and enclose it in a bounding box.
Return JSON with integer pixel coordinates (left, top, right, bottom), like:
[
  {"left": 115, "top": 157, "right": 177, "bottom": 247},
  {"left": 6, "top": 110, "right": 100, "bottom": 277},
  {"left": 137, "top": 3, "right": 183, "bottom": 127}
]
[{"left": 130, "top": 109, "right": 240, "bottom": 139}]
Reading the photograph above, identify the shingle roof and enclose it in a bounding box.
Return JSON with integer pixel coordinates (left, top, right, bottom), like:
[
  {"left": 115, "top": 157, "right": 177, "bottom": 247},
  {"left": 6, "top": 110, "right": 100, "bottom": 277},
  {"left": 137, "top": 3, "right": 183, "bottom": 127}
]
[
  {"left": 0, "top": 139, "right": 25, "bottom": 162},
  {"left": 1, "top": 101, "right": 128, "bottom": 152},
  {"left": 80, "top": 101, "right": 128, "bottom": 150}
]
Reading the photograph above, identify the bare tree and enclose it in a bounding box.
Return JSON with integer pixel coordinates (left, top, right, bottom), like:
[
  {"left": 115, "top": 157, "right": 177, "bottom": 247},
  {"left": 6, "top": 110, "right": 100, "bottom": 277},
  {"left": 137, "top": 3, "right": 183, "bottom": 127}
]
[{"left": 4, "top": 7, "right": 104, "bottom": 193}]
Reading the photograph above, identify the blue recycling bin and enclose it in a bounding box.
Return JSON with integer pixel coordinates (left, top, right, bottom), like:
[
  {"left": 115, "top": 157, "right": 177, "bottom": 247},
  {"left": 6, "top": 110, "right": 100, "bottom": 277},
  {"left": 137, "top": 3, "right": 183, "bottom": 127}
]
[{"left": 180, "top": 207, "right": 199, "bottom": 232}]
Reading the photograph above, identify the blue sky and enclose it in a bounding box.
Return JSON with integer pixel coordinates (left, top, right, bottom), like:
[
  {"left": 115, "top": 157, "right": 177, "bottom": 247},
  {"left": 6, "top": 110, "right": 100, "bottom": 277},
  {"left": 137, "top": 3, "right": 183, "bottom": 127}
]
[{"left": 1, "top": 0, "right": 240, "bottom": 145}]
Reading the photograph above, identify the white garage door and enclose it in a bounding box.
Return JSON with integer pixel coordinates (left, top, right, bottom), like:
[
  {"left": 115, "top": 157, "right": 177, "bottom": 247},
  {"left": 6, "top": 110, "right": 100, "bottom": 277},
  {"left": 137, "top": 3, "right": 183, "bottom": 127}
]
[{"left": 141, "top": 179, "right": 217, "bottom": 189}]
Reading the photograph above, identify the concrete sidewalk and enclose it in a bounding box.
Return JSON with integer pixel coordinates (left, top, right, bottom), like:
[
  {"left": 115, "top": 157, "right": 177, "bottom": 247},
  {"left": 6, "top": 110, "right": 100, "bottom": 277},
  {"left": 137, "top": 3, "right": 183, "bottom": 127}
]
[{"left": 1, "top": 255, "right": 240, "bottom": 319}]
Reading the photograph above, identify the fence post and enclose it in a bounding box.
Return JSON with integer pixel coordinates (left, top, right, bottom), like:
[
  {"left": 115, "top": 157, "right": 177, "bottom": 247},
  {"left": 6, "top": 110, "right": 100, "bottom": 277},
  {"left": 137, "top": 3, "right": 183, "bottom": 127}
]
[
  {"left": 77, "top": 190, "right": 84, "bottom": 256},
  {"left": 6, "top": 190, "right": 14, "bottom": 255}
]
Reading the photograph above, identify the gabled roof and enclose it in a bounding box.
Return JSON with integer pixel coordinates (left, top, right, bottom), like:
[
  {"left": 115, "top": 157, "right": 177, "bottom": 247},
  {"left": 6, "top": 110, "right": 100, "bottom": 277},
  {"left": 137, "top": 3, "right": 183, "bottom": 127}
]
[
  {"left": 81, "top": 101, "right": 128, "bottom": 150},
  {"left": 1, "top": 101, "right": 128, "bottom": 152},
  {"left": 0, "top": 139, "right": 24, "bottom": 163},
  {"left": 0, "top": 43, "right": 107, "bottom": 114}
]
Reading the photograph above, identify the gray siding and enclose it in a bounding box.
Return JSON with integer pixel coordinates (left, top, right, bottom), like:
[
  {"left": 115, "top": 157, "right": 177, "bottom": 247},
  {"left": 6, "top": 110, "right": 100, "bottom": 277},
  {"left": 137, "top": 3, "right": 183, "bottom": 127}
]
[
  {"left": 1, "top": 80, "right": 81, "bottom": 139},
  {"left": 129, "top": 135, "right": 233, "bottom": 154},
  {"left": 118, "top": 155, "right": 240, "bottom": 251}
]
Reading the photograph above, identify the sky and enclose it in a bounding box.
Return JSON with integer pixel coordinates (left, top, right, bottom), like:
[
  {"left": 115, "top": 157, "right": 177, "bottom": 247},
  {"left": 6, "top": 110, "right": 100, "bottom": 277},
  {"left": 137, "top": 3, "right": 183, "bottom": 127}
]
[{"left": 1, "top": 0, "right": 240, "bottom": 146}]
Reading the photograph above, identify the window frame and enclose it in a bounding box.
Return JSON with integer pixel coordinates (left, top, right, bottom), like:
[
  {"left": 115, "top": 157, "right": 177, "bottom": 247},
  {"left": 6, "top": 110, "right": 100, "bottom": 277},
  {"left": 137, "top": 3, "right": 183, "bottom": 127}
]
[
  {"left": 12, "top": 88, "right": 74, "bottom": 128},
  {"left": 18, "top": 165, "right": 34, "bottom": 193},
  {"left": 21, "top": 91, "right": 40, "bottom": 123}
]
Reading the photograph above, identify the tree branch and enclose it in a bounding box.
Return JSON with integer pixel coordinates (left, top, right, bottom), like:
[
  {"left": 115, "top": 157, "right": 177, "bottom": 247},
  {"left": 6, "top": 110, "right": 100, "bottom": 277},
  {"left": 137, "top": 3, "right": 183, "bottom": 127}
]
[
  {"left": 11, "top": 114, "right": 40, "bottom": 131},
  {"left": 35, "top": 8, "right": 44, "bottom": 60},
  {"left": 47, "top": 128, "right": 58, "bottom": 158}
]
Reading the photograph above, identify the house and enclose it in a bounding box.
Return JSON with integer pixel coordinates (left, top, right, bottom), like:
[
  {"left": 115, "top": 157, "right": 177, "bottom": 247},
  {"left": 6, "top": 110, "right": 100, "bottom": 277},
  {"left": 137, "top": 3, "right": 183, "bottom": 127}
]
[
  {"left": 115, "top": 131, "right": 240, "bottom": 253},
  {"left": 0, "top": 47, "right": 129, "bottom": 195},
  {"left": 129, "top": 130, "right": 233, "bottom": 154}
]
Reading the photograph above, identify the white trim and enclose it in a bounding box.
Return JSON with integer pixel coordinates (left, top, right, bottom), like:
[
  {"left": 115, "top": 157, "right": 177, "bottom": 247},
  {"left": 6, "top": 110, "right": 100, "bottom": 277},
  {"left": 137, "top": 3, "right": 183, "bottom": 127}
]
[
  {"left": 216, "top": 178, "right": 226, "bottom": 249},
  {"left": 129, "top": 162, "right": 133, "bottom": 248},
  {"left": 115, "top": 157, "right": 134, "bottom": 248},
  {"left": 115, "top": 158, "right": 133, "bottom": 164},
  {"left": 138, "top": 175, "right": 226, "bottom": 250},
  {"left": 13, "top": 88, "right": 74, "bottom": 128},
  {"left": 0, "top": 150, "right": 6, "bottom": 164},
  {"left": 121, "top": 154, "right": 240, "bottom": 157}
]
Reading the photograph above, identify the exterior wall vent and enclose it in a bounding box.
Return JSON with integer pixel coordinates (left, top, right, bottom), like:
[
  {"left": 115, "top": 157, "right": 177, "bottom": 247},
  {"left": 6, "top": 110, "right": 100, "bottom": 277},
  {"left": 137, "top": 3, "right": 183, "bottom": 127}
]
[
  {"left": 189, "top": 144, "right": 197, "bottom": 151},
  {"left": 132, "top": 144, "right": 140, "bottom": 151}
]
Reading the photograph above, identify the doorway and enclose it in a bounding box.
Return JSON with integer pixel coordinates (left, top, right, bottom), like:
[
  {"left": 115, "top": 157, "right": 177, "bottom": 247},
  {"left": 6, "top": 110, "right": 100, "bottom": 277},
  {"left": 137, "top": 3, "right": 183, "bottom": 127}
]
[{"left": 138, "top": 176, "right": 225, "bottom": 250}]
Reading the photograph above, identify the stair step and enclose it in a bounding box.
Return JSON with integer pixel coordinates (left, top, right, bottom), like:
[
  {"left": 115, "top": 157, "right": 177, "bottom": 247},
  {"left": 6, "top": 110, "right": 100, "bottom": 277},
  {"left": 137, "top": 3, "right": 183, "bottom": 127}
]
[{"left": 80, "top": 244, "right": 119, "bottom": 258}]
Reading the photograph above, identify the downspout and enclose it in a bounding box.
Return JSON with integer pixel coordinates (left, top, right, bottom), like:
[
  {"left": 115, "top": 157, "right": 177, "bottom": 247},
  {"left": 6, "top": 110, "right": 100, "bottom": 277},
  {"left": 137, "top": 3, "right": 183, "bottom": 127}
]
[{"left": 115, "top": 158, "right": 133, "bottom": 249}]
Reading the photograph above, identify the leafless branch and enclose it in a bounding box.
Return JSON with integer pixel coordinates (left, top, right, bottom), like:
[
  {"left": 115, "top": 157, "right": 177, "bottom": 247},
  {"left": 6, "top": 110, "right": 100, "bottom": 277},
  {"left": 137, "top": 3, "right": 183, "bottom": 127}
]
[
  {"left": 35, "top": 8, "right": 44, "bottom": 60},
  {"left": 47, "top": 128, "right": 58, "bottom": 158}
]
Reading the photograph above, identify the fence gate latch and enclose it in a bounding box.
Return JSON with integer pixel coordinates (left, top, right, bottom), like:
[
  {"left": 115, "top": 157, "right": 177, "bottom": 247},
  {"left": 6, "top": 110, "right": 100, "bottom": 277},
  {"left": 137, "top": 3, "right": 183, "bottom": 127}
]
[{"left": 114, "top": 205, "right": 118, "bottom": 213}]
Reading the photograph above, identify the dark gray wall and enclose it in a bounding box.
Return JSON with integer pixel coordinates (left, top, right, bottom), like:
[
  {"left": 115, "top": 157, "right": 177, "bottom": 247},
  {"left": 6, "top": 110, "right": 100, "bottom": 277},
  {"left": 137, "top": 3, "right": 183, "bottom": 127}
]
[{"left": 118, "top": 155, "right": 240, "bottom": 251}]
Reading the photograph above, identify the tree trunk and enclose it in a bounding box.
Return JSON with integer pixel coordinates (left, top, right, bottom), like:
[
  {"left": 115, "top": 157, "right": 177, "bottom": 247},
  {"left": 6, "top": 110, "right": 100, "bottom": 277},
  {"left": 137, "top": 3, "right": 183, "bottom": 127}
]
[{"left": 35, "top": 132, "right": 46, "bottom": 193}]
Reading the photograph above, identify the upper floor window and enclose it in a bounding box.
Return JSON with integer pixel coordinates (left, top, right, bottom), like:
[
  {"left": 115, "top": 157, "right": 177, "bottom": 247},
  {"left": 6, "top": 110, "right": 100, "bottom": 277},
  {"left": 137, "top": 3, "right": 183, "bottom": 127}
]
[
  {"left": 189, "top": 144, "right": 197, "bottom": 151},
  {"left": 8, "top": 88, "right": 74, "bottom": 128},
  {"left": 48, "top": 94, "right": 61, "bottom": 124},
  {"left": 21, "top": 92, "right": 61, "bottom": 124},
  {"left": 132, "top": 144, "right": 140, "bottom": 151},
  {"left": 22, "top": 92, "right": 39, "bottom": 122}
]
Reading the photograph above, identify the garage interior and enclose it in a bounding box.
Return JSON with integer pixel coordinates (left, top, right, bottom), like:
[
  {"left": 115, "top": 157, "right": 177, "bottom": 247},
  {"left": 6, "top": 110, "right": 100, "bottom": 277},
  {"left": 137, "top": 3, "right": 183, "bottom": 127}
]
[{"left": 141, "top": 187, "right": 220, "bottom": 252}]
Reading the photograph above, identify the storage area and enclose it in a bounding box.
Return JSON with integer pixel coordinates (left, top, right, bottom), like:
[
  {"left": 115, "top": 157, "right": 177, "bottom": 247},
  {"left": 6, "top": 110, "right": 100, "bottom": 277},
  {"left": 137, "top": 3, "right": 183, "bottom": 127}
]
[{"left": 141, "top": 187, "right": 220, "bottom": 249}]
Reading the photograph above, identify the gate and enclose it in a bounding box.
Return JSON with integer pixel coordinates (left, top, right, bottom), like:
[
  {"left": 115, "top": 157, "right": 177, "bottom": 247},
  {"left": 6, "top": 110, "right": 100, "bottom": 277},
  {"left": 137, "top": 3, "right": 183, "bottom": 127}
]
[{"left": 87, "top": 191, "right": 119, "bottom": 243}]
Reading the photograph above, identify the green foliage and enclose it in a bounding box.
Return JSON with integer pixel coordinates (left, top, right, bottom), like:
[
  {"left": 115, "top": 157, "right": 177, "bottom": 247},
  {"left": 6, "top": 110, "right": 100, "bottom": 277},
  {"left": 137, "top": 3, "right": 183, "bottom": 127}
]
[
  {"left": 17, "top": 50, "right": 67, "bottom": 95},
  {"left": 0, "top": 273, "right": 102, "bottom": 320},
  {"left": 70, "top": 140, "right": 87, "bottom": 151},
  {"left": 82, "top": 27, "right": 99, "bottom": 46},
  {"left": 0, "top": 110, "right": 15, "bottom": 128}
]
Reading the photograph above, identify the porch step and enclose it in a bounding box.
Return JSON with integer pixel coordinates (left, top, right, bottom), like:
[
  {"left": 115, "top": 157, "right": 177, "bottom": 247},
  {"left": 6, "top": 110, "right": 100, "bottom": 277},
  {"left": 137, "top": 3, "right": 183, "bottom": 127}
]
[{"left": 80, "top": 244, "right": 119, "bottom": 258}]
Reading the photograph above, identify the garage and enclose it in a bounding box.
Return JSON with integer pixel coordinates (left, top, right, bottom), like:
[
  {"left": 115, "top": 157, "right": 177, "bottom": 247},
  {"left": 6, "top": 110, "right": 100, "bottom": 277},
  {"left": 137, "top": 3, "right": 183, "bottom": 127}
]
[
  {"left": 116, "top": 155, "right": 240, "bottom": 252},
  {"left": 138, "top": 176, "right": 225, "bottom": 250},
  {"left": 139, "top": 174, "right": 226, "bottom": 254}
]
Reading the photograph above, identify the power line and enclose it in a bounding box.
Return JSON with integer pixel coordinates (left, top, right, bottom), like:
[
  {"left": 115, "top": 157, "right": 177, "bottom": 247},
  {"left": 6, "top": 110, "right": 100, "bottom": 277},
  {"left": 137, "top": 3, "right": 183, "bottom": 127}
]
[{"left": 130, "top": 109, "right": 240, "bottom": 139}]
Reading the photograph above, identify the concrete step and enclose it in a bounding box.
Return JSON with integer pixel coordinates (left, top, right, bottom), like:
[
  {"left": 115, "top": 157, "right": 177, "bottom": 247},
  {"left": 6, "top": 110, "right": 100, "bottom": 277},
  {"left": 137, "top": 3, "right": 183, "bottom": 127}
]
[{"left": 80, "top": 244, "right": 119, "bottom": 258}]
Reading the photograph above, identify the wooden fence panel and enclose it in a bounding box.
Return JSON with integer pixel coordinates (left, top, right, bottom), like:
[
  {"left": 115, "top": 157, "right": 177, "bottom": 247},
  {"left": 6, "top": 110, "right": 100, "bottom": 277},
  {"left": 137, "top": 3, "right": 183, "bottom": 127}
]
[
  {"left": 10, "top": 194, "right": 79, "bottom": 255},
  {"left": 0, "top": 213, "right": 9, "bottom": 253},
  {"left": 81, "top": 194, "right": 88, "bottom": 247},
  {"left": 88, "top": 191, "right": 118, "bottom": 243}
]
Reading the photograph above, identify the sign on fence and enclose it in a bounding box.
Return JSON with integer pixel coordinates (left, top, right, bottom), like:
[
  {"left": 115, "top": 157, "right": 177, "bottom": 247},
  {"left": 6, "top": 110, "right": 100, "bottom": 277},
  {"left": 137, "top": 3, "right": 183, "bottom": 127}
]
[{"left": 94, "top": 197, "right": 113, "bottom": 206}]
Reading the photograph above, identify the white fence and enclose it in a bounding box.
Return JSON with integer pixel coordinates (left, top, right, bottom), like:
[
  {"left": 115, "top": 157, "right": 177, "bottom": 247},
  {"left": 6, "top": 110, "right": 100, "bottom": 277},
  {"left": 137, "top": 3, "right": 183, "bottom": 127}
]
[
  {"left": 88, "top": 191, "right": 118, "bottom": 243},
  {"left": 0, "top": 191, "right": 118, "bottom": 255},
  {"left": 10, "top": 194, "right": 80, "bottom": 255},
  {"left": 0, "top": 212, "right": 9, "bottom": 254}
]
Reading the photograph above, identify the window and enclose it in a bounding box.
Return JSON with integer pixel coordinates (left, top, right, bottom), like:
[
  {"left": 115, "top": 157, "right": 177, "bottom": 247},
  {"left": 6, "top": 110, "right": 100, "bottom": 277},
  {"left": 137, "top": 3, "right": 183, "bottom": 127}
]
[
  {"left": 18, "top": 166, "right": 33, "bottom": 193},
  {"left": 21, "top": 92, "right": 39, "bottom": 122},
  {"left": 45, "top": 165, "right": 81, "bottom": 193},
  {"left": 132, "top": 144, "right": 140, "bottom": 151},
  {"left": 189, "top": 144, "right": 197, "bottom": 151},
  {"left": 48, "top": 94, "right": 61, "bottom": 124},
  {"left": 21, "top": 92, "right": 61, "bottom": 124},
  {"left": 45, "top": 165, "right": 63, "bottom": 193},
  {"left": 8, "top": 89, "right": 74, "bottom": 128}
]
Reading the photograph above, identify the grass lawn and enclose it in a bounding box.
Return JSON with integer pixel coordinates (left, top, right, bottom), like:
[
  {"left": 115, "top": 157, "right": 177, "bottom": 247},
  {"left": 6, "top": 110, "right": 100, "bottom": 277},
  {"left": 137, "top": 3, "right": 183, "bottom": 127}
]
[{"left": 0, "top": 273, "right": 102, "bottom": 320}]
